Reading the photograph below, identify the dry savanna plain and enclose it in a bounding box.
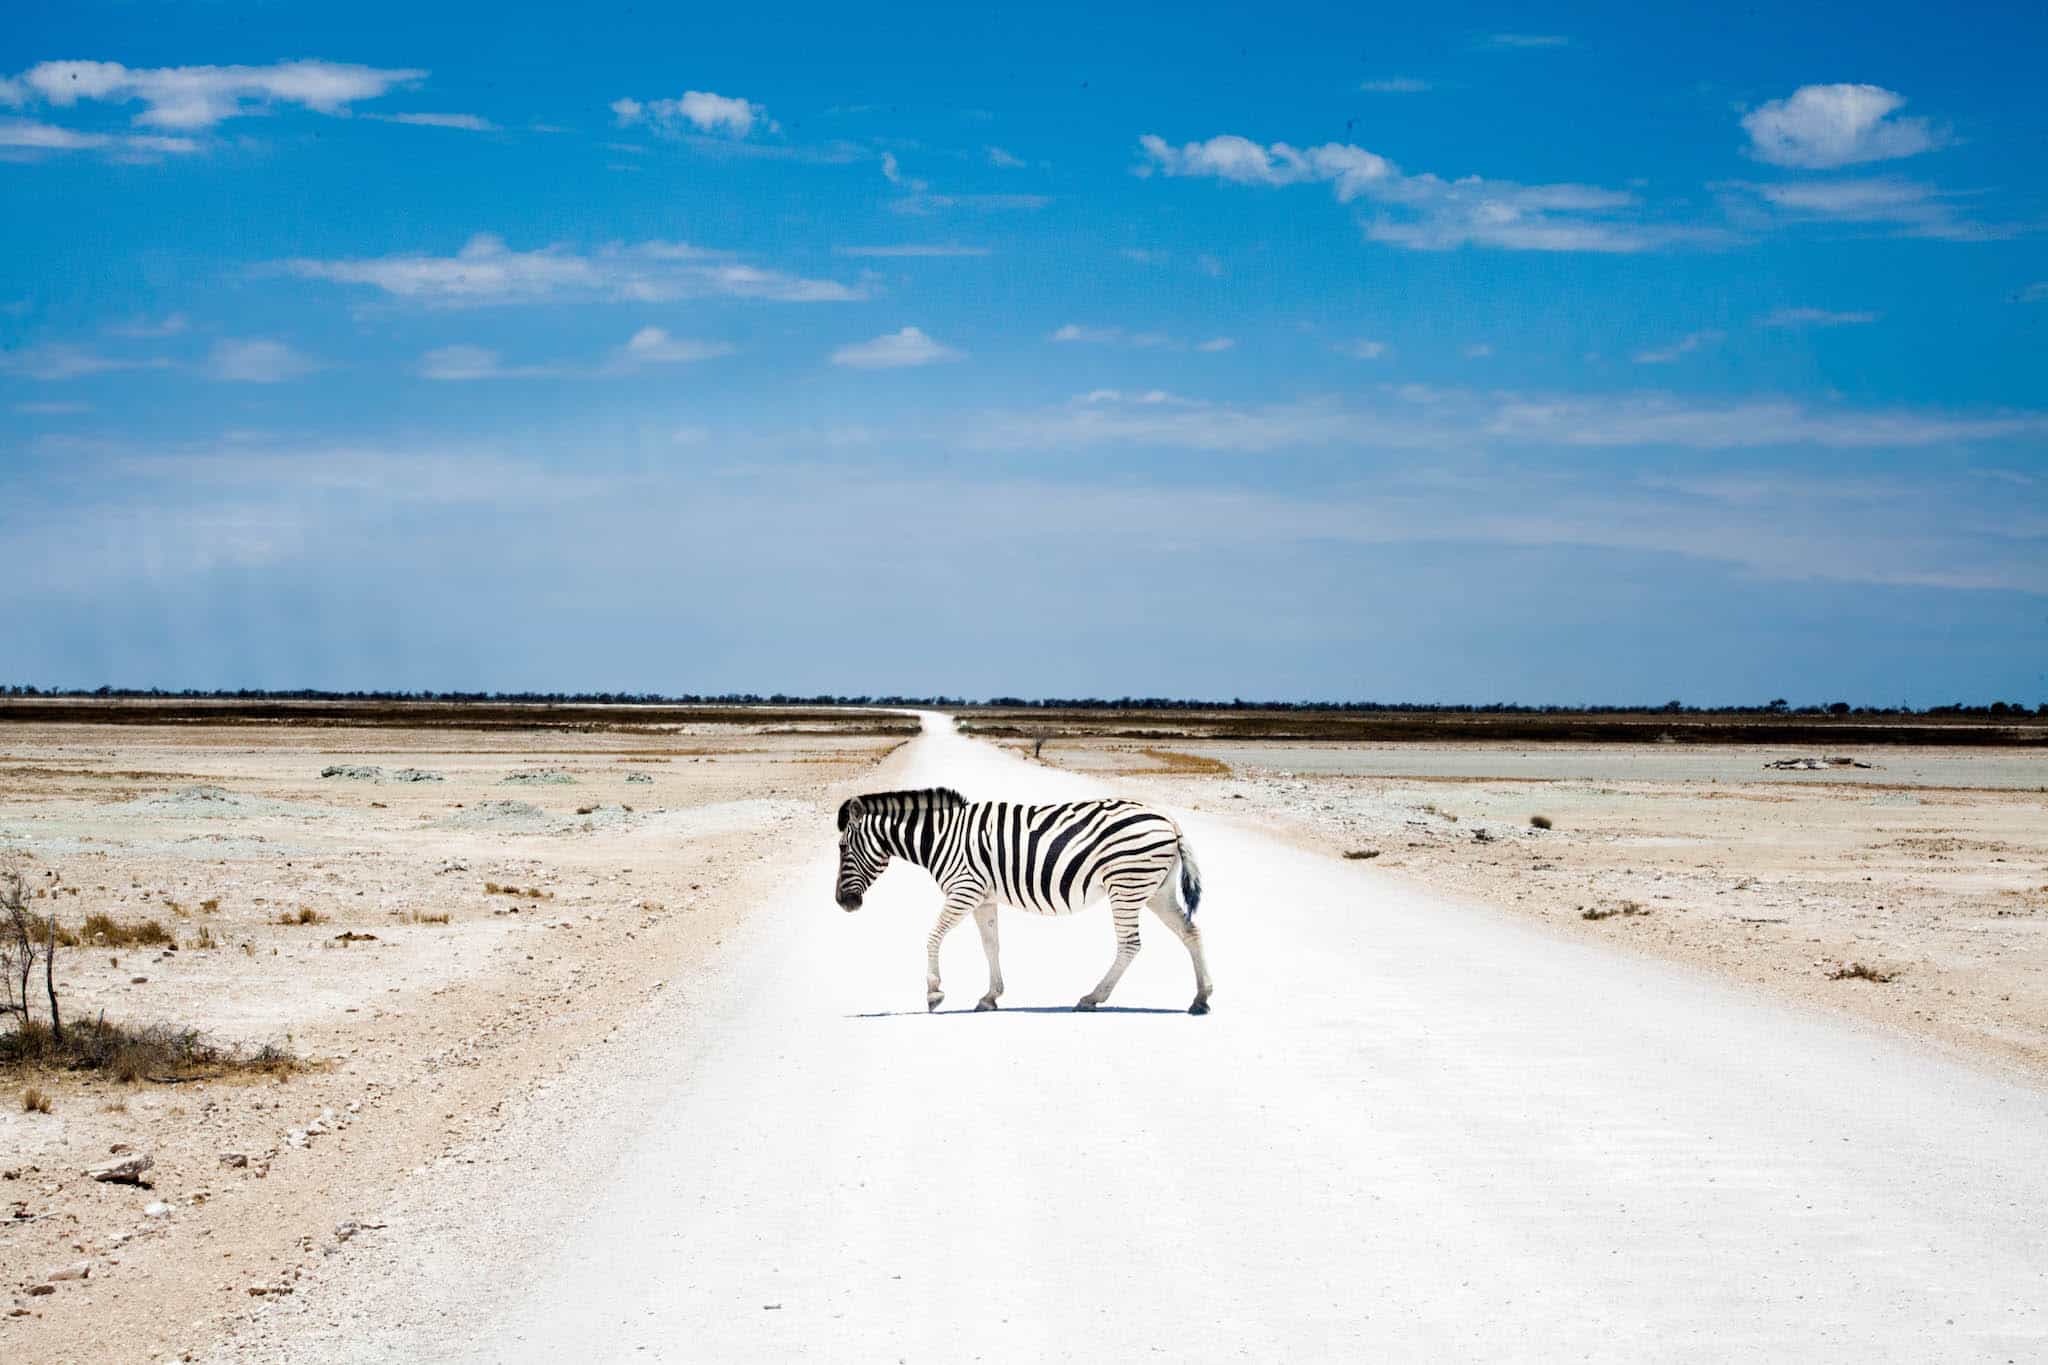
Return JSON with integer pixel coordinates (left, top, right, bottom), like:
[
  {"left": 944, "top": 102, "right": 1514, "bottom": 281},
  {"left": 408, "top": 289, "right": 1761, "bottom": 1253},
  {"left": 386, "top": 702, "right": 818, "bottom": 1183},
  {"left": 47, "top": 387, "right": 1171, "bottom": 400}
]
[
  {"left": 2, "top": 700, "right": 2045, "bottom": 1362},
  {"left": 0, "top": 702, "right": 912, "bottom": 1362}
]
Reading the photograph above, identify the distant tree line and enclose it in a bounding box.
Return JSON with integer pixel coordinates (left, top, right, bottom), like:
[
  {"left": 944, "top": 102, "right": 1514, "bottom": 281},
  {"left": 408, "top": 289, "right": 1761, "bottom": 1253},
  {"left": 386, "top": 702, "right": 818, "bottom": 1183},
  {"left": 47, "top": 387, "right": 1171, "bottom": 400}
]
[{"left": 2, "top": 684, "right": 2042, "bottom": 717}]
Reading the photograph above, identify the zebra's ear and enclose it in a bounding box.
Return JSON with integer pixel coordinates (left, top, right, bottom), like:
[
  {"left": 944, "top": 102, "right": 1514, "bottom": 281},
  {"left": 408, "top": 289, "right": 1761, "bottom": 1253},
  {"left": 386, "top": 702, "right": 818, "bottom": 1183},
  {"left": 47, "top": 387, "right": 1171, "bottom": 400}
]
[{"left": 838, "top": 797, "right": 865, "bottom": 831}]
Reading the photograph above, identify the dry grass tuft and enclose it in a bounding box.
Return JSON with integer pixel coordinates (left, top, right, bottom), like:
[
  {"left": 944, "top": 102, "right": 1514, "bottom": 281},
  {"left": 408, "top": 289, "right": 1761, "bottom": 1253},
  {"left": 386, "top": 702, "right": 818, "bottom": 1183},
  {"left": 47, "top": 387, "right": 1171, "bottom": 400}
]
[
  {"left": 1582, "top": 900, "right": 1649, "bottom": 921},
  {"left": 276, "top": 907, "right": 323, "bottom": 926},
  {"left": 80, "top": 913, "right": 171, "bottom": 947},
  {"left": 188, "top": 924, "right": 218, "bottom": 950},
  {"left": 1827, "top": 961, "right": 1899, "bottom": 983},
  {"left": 1342, "top": 849, "right": 1381, "bottom": 860},
  {"left": 21, "top": 1085, "right": 51, "bottom": 1113},
  {"left": 2, "top": 1016, "right": 300, "bottom": 1083},
  {"left": 1530, "top": 814, "right": 1553, "bottom": 830},
  {"left": 483, "top": 883, "right": 550, "bottom": 900},
  {"left": 404, "top": 910, "right": 451, "bottom": 925},
  {"left": 199, "top": 898, "right": 220, "bottom": 913}
]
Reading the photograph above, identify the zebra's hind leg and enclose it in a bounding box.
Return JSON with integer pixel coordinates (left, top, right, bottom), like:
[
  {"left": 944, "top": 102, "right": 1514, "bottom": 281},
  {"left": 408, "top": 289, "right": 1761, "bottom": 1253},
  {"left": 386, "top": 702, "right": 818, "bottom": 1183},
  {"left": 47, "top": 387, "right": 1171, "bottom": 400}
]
[
  {"left": 1147, "top": 880, "right": 1213, "bottom": 1015},
  {"left": 926, "top": 892, "right": 975, "bottom": 1012},
  {"left": 1075, "top": 892, "right": 1144, "bottom": 1011},
  {"left": 972, "top": 898, "right": 1003, "bottom": 1011}
]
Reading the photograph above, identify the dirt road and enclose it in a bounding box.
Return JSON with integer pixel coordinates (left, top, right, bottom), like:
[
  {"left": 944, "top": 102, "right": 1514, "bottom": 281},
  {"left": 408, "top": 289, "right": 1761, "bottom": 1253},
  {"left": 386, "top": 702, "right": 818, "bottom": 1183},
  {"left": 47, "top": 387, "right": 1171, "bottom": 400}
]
[{"left": 214, "top": 713, "right": 2048, "bottom": 1363}]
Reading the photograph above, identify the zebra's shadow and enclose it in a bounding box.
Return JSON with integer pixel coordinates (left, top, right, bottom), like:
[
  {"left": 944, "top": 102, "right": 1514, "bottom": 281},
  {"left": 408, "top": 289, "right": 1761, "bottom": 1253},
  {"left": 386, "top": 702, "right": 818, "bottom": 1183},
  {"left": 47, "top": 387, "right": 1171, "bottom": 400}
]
[{"left": 847, "top": 1004, "right": 1188, "bottom": 1018}]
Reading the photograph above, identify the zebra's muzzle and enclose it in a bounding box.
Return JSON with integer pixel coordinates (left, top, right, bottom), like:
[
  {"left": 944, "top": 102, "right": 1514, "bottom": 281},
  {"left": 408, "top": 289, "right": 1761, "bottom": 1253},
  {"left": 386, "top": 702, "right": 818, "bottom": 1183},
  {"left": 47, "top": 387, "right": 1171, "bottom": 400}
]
[{"left": 837, "top": 892, "right": 863, "bottom": 912}]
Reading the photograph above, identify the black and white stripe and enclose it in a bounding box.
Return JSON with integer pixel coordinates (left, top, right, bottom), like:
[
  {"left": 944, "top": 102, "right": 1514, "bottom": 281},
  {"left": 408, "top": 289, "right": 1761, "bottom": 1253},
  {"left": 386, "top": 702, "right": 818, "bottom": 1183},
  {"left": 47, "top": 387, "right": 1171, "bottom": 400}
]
[{"left": 835, "top": 787, "right": 1213, "bottom": 1014}]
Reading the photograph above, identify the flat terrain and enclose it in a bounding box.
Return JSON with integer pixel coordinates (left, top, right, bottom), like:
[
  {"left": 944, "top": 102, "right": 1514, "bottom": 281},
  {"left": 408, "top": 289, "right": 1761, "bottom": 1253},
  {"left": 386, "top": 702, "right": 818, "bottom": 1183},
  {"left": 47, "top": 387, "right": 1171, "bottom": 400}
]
[
  {"left": 202, "top": 714, "right": 2048, "bottom": 1363},
  {"left": 1028, "top": 737, "right": 2048, "bottom": 1080},
  {"left": 5, "top": 708, "right": 2046, "bottom": 1362},
  {"left": 0, "top": 712, "right": 903, "bottom": 1362}
]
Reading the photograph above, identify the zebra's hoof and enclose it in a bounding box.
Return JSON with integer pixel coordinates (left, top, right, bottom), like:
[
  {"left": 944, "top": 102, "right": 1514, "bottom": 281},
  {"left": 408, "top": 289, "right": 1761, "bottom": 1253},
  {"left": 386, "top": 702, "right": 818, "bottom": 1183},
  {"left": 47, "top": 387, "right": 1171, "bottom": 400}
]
[
  {"left": 1189, "top": 999, "right": 1210, "bottom": 1016},
  {"left": 927, "top": 994, "right": 943, "bottom": 1013},
  {"left": 974, "top": 998, "right": 999, "bottom": 1012},
  {"left": 1073, "top": 998, "right": 1098, "bottom": 1012}
]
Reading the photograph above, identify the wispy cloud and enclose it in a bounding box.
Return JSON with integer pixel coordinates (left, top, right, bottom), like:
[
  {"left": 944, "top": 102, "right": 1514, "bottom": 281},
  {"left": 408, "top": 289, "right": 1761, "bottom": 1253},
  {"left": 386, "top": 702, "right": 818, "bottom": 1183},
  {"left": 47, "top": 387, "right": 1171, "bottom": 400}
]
[
  {"left": 1360, "top": 78, "right": 1431, "bottom": 93},
  {"left": 0, "top": 343, "right": 172, "bottom": 381},
  {"left": 1724, "top": 177, "right": 2018, "bottom": 242},
  {"left": 1335, "top": 339, "right": 1389, "bottom": 360},
  {"left": 105, "top": 313, "right": 189, "bottom": 339},
  {"left": 279, "top": 233, "right": 863, "bottom": 306},
  {"left": 12, "top": 400, "right": 91, "bottom": 415},
  {"left": 610, "top": 91, "right": 774, "bottom": 139},
  {"left": 985, "top": 145, "right": 1026, "bottom": 168},
  {"left": 1484, "top": 34, "right": 1571, "bottom": 48},
  {"left": 2015, "top": 282, "right": 2048, "bottom": 304},
  {"left": 1196, "top": 337, "right": 1235, "bottom": 353},
  {"left": 1137, "top": 133, "right": 1711, "bottom": 253},
  {"left": 611, "top": 327, "right": 734, "bottom": 367},
  {"left": 1050, "top": 323, "right": 1171, "bottom": 347},
  {"left": 1741, "top": 84, "right": 1943, "bottom": 169},
  {"left": 889, "top": 192, "right": 1051, "bottom": 215},
  {"left": 1463, "top": 343, "right": 1493, "bottom": 359},
  {"left": 830, "top": 326, "right": 961, "bottom": 369},
  {"left": 418, "top": 345, "right": 543, "bottom": 381},
  {"left": 0, "top": 59, "right": 423, "bottom": 130},
  {"left": 365, "top": 112, "right": 497, "bottom": 132},
  {"left": 1759, "top": 306, "right": 1879, "bottom": 328},
  {"left": 0, "top": 116, "right": 198, "bottom": 160},
  {"left": 833, "top": 243, "right": 991, "bottom": 258},
  {"left": 1632, "top": 329, "right": 1724, "bottom": 364},
  {"left": 205, "top": 338, "right": 317, "bottom": 383}
]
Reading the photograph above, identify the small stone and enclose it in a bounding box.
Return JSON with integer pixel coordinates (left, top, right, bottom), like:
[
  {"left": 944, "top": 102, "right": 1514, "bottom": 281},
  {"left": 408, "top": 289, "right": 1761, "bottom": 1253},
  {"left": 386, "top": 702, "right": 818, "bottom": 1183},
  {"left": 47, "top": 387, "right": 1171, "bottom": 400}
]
[
  {"left": 143, "top": 1202, "right": 170, "bottom": 1218},
  {"left": 28, "top": 1283, "right": 54, "bottom": 1297},
  {"left": 220, "top": 1153, "right": 249, "bottom": 1169},
  {"left": 46, "top": 1262, "right": 91, "bottom": 1282},
  {"left": 87, "top": 1154, "right": 154, "bottom": 1186},
  {"left": 130, "top": 976, "right": 149, "bottom": 985},
  {"left": 285, "top": 1129, "right": 308, "bottom": 1148}
]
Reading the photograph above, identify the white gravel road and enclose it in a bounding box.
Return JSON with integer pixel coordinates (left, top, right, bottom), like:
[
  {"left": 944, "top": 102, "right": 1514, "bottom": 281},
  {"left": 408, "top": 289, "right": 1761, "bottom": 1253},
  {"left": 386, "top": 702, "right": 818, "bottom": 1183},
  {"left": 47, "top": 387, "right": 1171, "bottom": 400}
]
[{"left": 217, "top": 712, "right": 2048, "bottom": 1363}]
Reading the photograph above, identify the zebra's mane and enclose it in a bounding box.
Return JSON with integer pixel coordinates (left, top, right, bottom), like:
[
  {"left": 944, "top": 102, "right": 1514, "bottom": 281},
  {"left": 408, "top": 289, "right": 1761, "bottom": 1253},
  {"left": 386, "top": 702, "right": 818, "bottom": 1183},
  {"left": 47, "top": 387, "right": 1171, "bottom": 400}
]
[{"left": 839, "top": 787, "right": 966, "bottom": 830}]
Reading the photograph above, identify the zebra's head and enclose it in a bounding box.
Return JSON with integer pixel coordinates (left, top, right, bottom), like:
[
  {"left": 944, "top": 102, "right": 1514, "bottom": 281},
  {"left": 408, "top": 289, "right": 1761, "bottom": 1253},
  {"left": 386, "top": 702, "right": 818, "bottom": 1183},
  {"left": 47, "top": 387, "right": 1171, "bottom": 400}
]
[{"left": 835, "top": 796, "right": 886, "bottom": 911}]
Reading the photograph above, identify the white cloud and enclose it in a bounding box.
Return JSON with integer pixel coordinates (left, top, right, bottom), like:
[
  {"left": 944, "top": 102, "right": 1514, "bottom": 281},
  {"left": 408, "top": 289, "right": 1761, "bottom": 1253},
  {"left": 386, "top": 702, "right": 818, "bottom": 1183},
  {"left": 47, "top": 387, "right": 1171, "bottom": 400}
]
[
  {"left": 105, "top": 312, "right": 189, "bottom": 338},
  {"left": 614, "top": 327, "right": 734, "bottom": 366},
  {"left": 889, "top": 191, "right": 1051, "bottom": 215},
  {"left": 1759, "top": 307, "right": 1879, "bottom": 328},
  {"left": 1485, "top": 34, "right": 1570, "bottom": 48},
  {"left": 205, "top": 338, "right": 317, "bottom": 383},
  {"left": 366, "top": 112, "right": 497, "bottom": 132},
  {"left": 1741, "top": 84, "right": 1942, "bottom": 169},
  {"left": 610, "top": 90, "right": 772, "bottom": 139},
  {"left": 0, "top": 116, "right": 198, "bottom": 159},
  {"left": 986, "top": 145, "right": 1026, "bottom": 167},
  {"left": 1050, "top": 323, "right": 1170, "bottom": 347},
  {"left": 833, "top": 243, "right": 991, "bottom": 257},
  {"left": 1463, "top": 343, "right": 1493, "bottom": 358},
  {"left": 1138, "top": 132, "right": 1703, "bottom": 254},
  {"left": 418, "top": 345, "right": 534, "bottom": 381},
  {"left": 2016, "top": 283, "right": 2048, "bottom": 304},
  {"left": 1728, "top": 177, "right": 2011, "bottom": 242},
  {"left": 280, "top": 233, "right": 862, "bottom": 306},
  {"left": 1360, "top": 78, "right": 1431, "bottom": 93},
  {"left": 830, "top": 327, "right": 961, "bottom": 369},
  {"left": 0, "top": 343, "right": 171, "bottom": 381},
  {"left": 1336, "top": 339, "right": 1389, "bottom": 360},
  {"left": 1196, "top": 337, "right": 1235, "bottom": 352},
  {"left": 1632, "top": 330, "right": 1724, "bottom": 364},
  {"left": 3, "top": 59, "right": 423, "bottom": 130}
]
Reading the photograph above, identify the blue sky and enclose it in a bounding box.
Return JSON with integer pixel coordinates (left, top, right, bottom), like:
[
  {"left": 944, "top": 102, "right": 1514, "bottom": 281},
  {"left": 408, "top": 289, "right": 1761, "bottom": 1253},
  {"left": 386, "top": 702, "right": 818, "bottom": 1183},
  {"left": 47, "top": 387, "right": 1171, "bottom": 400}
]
[{"left": 3, "top": 1, "right": 2044, "bottom": 703}]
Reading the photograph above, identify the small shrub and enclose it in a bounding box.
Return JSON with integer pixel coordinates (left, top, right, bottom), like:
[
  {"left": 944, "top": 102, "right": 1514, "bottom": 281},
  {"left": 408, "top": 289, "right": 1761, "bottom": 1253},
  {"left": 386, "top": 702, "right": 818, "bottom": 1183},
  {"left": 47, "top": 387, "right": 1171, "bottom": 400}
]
[
  {"left": 1827, "top": 961, "right": 1898, "bottom": 983},
  {"left": 1530, "top": 815, "right": 1553, "bottom": 830},
  {"left": 80, "top": 914, "right": 171, "bottom": 947},
  {"left": 22, "top": 1085, "right": 51, "bottom": 1113},
  {"left": 199, "top": 898, "right": 220, "bottom": 913},
  {"left": 1342, "top": 849, "right": 1381, "bottom": 860},
  {"left": 277, "top": 907, "right": 323, "bottom": 926},
  {"left": 1, "top": 1016, "right": 299, "bottom": 1082},
  {"left": 406, "top": 911, "right": 450, "bottom": 925}
]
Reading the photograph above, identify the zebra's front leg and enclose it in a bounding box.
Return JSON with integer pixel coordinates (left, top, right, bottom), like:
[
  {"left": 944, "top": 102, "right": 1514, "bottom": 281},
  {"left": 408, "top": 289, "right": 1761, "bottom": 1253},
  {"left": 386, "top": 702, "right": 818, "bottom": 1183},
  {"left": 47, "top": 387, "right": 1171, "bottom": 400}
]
[
  {"left": 971, "top": 898, "right": 1003, "bottom": 1010},
  {"left": 925, "top": 892, "right": 975, "bottom": 1012},
  {"left": 1075, "top": 895, "right": 1143, "bottom": 1011}
]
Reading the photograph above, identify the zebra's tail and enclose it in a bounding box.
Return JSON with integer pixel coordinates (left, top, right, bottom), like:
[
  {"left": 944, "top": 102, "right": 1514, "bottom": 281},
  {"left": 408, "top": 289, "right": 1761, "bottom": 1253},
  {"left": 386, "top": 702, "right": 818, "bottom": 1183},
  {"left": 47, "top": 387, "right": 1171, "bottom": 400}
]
[{"left": 1177, "top": 836, "right": 1203, "bottom": 919}]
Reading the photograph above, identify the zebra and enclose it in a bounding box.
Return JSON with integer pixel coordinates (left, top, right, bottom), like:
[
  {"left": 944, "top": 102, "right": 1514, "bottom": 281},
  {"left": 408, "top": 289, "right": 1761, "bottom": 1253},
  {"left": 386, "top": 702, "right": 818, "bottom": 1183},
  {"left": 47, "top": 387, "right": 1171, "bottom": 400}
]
[{"left": 834, "top": 787, "right": 1213, "bottom": 1014}]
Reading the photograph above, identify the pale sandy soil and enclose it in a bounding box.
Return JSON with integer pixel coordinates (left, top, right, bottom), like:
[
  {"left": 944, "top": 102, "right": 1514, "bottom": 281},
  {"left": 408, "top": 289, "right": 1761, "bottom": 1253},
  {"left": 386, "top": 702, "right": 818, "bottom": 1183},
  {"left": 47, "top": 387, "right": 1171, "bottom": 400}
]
[
  {"left": 1024, "top": 738, "right": 2048, "bottom": 1082},
  {"left": 0, "top": 719, "right": 899, "bottom": 1363}
]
